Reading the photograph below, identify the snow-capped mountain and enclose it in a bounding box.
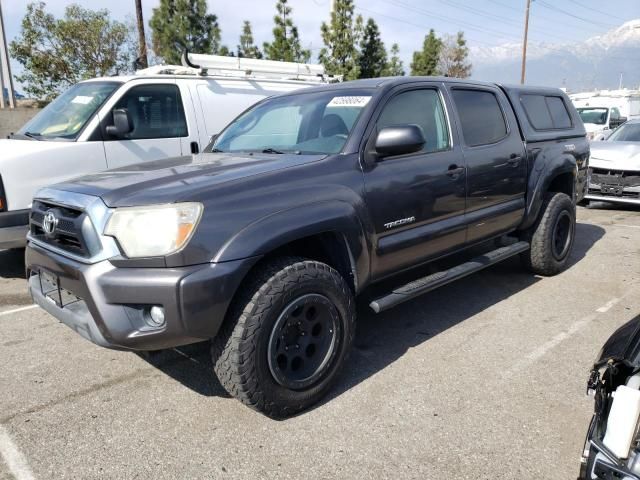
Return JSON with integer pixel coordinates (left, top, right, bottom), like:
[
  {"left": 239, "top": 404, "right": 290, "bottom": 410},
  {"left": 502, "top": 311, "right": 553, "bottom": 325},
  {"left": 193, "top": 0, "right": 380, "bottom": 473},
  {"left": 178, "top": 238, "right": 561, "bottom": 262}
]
[{"left": 470, "top": 20, "right": 640, "bottom": 91}]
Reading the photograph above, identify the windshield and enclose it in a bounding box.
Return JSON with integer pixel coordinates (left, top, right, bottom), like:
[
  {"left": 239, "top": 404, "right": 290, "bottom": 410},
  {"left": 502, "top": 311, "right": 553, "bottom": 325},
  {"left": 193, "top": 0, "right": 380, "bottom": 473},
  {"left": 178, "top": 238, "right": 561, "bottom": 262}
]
[
  {"left": 211, "top": 89, "right": 374, "bottom": 155},
  {"left": 577, "top": 107, "right": 608, "bottom": 125},
  {"left": 18, "top": 81, "right": 120, "bottom": 141},
  {"left": 607, "top": 122, "right": 640, "bottom": 142}
]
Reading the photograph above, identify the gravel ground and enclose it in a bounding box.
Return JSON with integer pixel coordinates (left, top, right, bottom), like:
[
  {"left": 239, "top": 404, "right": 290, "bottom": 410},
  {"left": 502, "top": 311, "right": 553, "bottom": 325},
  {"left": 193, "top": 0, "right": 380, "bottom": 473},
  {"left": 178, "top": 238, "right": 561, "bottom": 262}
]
[{"left": 0, "top": 203, "right": 638, "bottom": 480}]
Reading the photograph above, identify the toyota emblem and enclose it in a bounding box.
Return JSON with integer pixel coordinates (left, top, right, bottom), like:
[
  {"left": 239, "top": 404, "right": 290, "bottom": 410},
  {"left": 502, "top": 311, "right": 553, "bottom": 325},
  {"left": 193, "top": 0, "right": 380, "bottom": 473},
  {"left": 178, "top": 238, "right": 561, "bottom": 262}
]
[{"left": 42, "top": 211, "right": 59, "bottom": 235}]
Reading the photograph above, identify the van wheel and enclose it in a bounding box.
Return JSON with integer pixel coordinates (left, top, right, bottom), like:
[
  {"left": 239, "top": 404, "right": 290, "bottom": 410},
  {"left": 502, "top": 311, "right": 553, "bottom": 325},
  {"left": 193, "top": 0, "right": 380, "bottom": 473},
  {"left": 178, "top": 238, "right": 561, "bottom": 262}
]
[
  {"left": 521, "top": 192, "right": 575, "bottom": 276},
  {"left": 211, "top": 257, "right": 355, "bottom": 418}
]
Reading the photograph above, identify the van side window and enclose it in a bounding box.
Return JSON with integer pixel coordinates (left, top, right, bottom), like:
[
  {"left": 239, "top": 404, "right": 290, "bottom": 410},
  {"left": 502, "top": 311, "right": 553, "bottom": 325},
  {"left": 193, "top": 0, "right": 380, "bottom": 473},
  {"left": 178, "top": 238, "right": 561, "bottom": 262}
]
[
  {"left": 451, "top": 89, "right": 507, "bottom": 146},
  {"left": 520, "top": 94, "right": 572, "bottom": 130},
  {"left": 377, "top": 89, "right": 450, "bottom": 154},
  {"left": 111, "top": 84, "right": 187, "bottom": 140}
]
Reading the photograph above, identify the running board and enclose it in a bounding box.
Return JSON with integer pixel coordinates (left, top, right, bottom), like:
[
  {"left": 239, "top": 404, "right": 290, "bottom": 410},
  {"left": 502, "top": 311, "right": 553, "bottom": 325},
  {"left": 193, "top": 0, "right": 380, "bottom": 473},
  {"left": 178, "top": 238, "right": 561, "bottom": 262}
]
[{"left": 369, "top": 241, "right": 530, "bottom": 313}]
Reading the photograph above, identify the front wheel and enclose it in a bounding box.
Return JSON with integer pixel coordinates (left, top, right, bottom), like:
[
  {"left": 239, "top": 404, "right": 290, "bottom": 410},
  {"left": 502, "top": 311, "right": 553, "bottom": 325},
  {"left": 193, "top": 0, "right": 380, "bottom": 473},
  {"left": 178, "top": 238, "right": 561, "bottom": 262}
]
[
  {"left": 521, "top": 192, "right": 576, "bottom": 276},
  {"left": 212, "top": 257, "right": 355, "bottom": 418}
]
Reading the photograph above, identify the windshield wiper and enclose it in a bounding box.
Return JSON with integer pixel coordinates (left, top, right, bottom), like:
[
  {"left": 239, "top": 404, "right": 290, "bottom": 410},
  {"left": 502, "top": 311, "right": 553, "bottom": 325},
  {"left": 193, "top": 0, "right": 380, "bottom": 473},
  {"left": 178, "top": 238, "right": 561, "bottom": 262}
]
[
  {"left": 261, "top": 148, "right": 300, "bottom": 155},
  {"left": 208, "top": 147, "right": 225, "bottom": 153},
  {"left": 23, "top": 132, "right": 43, "bottom": 140}
]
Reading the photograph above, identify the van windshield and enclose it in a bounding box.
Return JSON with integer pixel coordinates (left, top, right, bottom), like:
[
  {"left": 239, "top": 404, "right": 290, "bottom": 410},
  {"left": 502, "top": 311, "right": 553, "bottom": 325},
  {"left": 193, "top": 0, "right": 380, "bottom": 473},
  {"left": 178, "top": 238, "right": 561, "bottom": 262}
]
[
  {"left": 211, "top": 89, "right": 374, "bottom": 155},
  {"left": 577, "top": 107, "right": 608, "bottom": 125},
  {"left": 17, "top": 81, "right": 120, "bottom": 141}
]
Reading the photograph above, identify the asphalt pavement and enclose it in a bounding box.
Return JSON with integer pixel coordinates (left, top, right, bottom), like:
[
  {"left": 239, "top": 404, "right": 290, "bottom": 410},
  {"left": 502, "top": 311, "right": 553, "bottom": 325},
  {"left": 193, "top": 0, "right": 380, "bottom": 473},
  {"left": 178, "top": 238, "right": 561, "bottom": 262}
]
[{"left": 0, "top": 203, "right": 639, "bottom": 479}]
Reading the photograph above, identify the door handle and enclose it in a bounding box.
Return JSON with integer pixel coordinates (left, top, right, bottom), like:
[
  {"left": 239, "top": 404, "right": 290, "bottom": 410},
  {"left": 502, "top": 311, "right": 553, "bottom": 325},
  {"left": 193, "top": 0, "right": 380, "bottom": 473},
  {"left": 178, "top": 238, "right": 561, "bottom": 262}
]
[
  {"left": 507, "top": 154, "right": 522, "bottom": 165},
  {"left": 447, "top": 165, "right": 465, "bottom": 177}
]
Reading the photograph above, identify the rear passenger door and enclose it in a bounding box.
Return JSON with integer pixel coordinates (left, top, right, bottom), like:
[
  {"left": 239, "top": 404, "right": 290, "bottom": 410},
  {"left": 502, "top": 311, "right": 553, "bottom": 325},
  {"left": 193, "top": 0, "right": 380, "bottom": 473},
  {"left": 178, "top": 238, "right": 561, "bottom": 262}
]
[
  {"left": 362, "top": 84, "right": 467, "bottom": 278},
  {"left": 449, "top": 86, "right": 527, "bottom": 243},
  {"left": 101, "top": 81, "right": 187, "bottom": 169}
]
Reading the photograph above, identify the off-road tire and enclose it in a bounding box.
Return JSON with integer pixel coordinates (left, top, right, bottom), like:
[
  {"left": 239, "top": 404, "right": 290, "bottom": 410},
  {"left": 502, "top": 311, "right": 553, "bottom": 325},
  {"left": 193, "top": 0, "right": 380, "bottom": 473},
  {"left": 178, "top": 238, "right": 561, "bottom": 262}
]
[
  {"left": 521, "top": 192, "right": 575, "bottom": 276},
  {"left": 211, "top": 257, "right": 355, "bottom": 418}
]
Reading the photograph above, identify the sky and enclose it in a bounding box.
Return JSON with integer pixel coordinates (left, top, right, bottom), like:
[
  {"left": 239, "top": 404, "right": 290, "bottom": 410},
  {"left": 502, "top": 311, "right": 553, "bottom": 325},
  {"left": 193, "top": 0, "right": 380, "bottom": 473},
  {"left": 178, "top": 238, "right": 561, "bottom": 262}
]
[{"left": 2, "top": 0, "right": 640, "bottom": 90}]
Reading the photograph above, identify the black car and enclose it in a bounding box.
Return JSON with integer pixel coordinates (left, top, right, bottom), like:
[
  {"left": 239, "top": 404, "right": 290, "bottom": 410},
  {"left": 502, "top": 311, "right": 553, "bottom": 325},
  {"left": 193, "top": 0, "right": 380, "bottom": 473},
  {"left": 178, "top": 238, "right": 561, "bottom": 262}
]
[
  {"left": 579, "top": 315, "right": 640, "bottom": 480},
  {"left": 25, "top": 77, "right": 588, "bottom": 417}
]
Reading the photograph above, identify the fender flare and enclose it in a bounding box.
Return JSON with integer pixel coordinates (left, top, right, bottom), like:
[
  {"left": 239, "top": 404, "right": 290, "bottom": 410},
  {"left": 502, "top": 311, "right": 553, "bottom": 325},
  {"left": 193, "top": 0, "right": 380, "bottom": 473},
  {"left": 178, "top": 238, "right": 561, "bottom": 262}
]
[
  {"left": 213, "top": 200, "right": 371, "bottom": 292},
  {"left": 521, "top": 154, "right": 577, "bottom": 230}
]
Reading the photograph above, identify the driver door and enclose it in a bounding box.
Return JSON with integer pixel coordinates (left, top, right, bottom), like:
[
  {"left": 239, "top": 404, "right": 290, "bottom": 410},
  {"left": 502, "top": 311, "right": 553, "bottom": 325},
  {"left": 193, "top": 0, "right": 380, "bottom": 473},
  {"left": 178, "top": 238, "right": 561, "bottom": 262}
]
[{"left": 362, "top": 84, "right": 467, "bottom": 279}]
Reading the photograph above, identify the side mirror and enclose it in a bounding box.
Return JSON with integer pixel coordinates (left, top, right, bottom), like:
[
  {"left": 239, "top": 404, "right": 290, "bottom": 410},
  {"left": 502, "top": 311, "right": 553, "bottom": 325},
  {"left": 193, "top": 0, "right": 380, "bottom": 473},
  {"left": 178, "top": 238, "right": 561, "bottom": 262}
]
[
  {"left": 106, "top": 108, "right": 132, "bottom": 138},
  {"left": 374, "top": 125, "right": 425, "bottom": 159}
]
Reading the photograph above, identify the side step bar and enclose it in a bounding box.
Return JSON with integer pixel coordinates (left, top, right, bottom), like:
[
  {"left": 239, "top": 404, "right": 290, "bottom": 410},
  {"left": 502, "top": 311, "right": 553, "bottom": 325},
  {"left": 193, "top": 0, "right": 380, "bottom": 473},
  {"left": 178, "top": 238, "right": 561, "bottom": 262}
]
[{"left": 369, "top": 241, "right": 530, "bottom": 313}]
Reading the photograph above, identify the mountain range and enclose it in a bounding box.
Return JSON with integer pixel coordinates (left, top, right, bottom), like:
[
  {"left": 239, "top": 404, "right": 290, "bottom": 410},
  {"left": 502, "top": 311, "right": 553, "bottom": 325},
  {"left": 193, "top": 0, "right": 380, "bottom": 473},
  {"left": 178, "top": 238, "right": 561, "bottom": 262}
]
[{"left": 470, "top": 19, "right": 640, "bottom": 92}]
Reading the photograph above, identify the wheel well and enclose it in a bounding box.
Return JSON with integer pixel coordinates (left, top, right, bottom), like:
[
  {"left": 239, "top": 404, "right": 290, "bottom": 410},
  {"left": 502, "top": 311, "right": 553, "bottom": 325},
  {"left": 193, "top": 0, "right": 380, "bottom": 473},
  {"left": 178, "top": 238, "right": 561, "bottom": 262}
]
[
  {"left": 264, "top": 232, "right": 357, "bottom": 292},
  {"left": 547, "top": 172, "right": 574, "bottom": 199}
]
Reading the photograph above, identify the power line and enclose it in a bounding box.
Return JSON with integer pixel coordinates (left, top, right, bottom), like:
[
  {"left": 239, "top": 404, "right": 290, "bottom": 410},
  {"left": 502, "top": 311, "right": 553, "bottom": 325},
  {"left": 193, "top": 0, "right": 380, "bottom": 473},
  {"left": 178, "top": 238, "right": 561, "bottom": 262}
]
[
  {"left": 564, "top": 0, "right": 628, "bottom": 22},
  {"left": 536, "top": 0, "right": 619, "bottom": 29}
]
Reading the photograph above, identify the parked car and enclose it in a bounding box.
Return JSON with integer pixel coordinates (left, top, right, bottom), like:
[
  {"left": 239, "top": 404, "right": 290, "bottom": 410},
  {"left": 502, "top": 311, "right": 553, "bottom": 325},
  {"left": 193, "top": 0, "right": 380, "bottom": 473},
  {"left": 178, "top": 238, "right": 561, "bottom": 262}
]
[
  {"left": 584, "top": 119, "right": 640, "bottom": 207},
  {"left": 0, "top": 53, "right": 329, "bottom": 249},
  {"left": 25, "top": 77, "right": 588, "bottom": 417},
  {"left": 577, "top": 106, "right": 627, "bottom": 141},
  {"left": 578, "top": 315, "right": 640, "bottom": 480}
]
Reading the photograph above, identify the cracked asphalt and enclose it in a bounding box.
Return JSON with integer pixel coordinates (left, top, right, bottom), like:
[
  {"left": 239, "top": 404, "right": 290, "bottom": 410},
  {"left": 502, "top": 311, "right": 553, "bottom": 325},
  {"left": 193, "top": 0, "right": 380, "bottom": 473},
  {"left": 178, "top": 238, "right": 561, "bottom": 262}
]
[{"left": 1, "top": 203, "right": 639, "bottom": 479}]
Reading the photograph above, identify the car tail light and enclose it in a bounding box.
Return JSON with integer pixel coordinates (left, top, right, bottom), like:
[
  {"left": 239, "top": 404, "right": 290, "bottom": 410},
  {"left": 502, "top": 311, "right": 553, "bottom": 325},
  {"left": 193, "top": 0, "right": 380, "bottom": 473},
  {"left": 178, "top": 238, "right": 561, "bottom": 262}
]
[{"left": 0, "top": 175, "right": 6, "bottom": 212}]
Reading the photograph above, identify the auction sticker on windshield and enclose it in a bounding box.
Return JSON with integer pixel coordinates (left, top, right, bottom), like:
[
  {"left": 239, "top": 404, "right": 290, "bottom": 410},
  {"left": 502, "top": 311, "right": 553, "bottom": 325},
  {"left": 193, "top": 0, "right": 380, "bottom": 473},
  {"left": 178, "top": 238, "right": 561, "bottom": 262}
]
[
  {"left": 327, "top": 96, "right": 371, "bottom": 107},
  {"left": 71, "top": 96, "right": 94, "bottom": 105}
]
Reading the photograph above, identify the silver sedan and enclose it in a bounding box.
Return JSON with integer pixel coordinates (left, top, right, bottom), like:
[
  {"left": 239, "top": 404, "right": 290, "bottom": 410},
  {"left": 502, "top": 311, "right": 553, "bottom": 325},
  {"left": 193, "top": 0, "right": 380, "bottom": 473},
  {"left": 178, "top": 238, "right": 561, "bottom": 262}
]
[{"left": 585, "top": 119, "right": 640, "bottom": 206}]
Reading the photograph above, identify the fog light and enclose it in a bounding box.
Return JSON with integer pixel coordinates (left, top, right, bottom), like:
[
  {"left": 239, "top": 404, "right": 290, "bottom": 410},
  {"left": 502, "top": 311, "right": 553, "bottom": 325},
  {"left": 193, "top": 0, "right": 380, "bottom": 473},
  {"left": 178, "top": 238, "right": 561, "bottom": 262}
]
[{"left": 148, "top": 306, "right": 166, "bottom": 327}]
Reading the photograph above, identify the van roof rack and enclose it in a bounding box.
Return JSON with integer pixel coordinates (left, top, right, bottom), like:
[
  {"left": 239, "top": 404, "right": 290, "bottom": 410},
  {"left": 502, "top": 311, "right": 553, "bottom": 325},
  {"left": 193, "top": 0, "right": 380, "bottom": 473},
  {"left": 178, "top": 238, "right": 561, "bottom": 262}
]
[{"left": 135, "top": 50, "right": 341, "bottom": 83}]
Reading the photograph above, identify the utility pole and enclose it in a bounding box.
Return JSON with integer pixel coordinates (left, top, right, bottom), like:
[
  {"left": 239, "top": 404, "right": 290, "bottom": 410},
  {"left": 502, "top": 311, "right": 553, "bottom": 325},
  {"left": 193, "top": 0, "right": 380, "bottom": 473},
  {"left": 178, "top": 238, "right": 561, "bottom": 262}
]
[
  {"left": 135, "top": 0, "right": 148, "bottom": 69},
  {"left": 0, "top": 0, "right": 16, "bottom": 108},
  {"left": 520, "top": 0, "right": 531, "bottom": 85}
]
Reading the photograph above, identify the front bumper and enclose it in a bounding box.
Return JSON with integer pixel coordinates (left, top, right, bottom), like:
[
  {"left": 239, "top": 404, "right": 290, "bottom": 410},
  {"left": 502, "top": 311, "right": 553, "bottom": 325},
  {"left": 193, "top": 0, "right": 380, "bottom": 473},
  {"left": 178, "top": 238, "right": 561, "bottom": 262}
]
[
  {"left": 0, "top": 210, "right": 29, "bottom": 249},
  {"left": 26, "top": 242, "right": 257, "bottom": 351},
  {"left": 586, "top": 170, "right": 640, "bottom": 206}
]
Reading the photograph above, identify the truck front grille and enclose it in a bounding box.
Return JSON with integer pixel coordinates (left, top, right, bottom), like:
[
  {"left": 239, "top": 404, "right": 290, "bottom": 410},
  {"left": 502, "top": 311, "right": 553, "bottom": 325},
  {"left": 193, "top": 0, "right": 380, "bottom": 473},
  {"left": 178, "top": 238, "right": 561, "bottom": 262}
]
[
  {"left": 589, "top": 167, "right": 640, "bottom": 188},
  {"left": 29, "top": 201, "right": 95, "bottom": 257}
]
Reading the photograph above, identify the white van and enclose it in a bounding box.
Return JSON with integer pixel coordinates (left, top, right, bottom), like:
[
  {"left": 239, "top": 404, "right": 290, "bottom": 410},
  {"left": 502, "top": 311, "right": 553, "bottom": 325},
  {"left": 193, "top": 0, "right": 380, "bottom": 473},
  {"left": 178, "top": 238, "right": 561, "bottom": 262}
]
[{"left": 0, "top": 54, "right": 330, "bottom": 249}]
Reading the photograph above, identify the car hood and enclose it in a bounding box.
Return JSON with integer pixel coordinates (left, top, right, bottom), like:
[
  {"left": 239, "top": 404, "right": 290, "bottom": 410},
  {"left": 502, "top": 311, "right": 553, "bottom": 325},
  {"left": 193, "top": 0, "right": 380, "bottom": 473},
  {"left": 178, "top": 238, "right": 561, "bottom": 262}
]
[
  {"left": 589, "top": 142, "right": 640, "bottom": 171},
  {"left": 584, "top": 123, "right": 605, "bottom": 133},
  {"left": 594, "top": 315, "right": 640, "bottom": 368},
  {"left": 49, "top": 152, "right": 325, "bottom": 207}
]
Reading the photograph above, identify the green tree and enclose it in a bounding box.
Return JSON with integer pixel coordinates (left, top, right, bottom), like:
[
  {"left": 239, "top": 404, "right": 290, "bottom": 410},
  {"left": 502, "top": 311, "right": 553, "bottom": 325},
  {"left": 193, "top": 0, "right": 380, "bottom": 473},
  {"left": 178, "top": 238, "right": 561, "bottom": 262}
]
[
  {"left": 438, "top": 31, "right": 472, "bottom": 78},
  {"left": 319, "top": 0, "right": 360, "bottom": 80},
  {"left": 263, "top": 0, "right": 310, "bottom": 63},
  {"left": 237, "top": 20, "right": 262, "bottom": 58},
  {"left": 150, "top": 0, "right": 222, "bottom": 64},
  {"left": 410, "top": 29, "right": 442, "bottom": 76},
  {"left": 383, "top": 43, "right": 405, "bottom": 76},
  {"left": 10, "top": 2, "right": 132, "bottom": 102},
  {"left": 358, "top": 18, "right": 387, "bottom": 79}
]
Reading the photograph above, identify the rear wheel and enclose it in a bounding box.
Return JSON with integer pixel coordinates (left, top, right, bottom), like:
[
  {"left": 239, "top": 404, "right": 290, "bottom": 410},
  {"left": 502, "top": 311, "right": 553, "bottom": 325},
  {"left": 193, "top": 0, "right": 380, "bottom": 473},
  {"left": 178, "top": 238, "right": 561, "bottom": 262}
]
[
  {"left": 212, "top": 257, "right": 355, "bottom": 418},
  {"left": 521, "top": 192, "right": 576, "bottom": 276}
]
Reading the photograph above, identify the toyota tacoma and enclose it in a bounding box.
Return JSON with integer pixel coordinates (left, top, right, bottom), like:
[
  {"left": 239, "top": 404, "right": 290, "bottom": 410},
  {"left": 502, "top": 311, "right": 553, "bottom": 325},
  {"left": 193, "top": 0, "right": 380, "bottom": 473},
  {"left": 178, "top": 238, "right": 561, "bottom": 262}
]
[{"left": 26, "top": 77, "right": 588, "bottom": 417}]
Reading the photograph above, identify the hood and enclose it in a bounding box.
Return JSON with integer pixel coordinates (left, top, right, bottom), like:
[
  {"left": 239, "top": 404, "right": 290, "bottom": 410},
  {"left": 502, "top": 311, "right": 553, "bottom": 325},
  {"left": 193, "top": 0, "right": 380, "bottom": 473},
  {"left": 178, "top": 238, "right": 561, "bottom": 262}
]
[
  {"left": 50, "top": 152, "right": 325, "bottom": 207},
  {"left": 584, "top": 123, "right": 606, "bottom": 134},
  {"left": 589, "top": 142, "right": 640, "bottom": 171},
  {"left": 594, "top": 315, "right": 640, "bottom": 368}
]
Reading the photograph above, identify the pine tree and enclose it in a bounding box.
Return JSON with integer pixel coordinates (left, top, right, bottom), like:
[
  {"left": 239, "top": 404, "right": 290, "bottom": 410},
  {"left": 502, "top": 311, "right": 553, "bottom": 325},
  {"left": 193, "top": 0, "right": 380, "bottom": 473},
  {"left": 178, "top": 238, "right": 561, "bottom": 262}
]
[
  {"left": 383, "top": 43, "right": 405, "bottom": 76},
  {"left": 410, "top": 29, "right": 442, "bottom": 76},
  {"left": 319, "top": 0, "right": 360, "bottom": 80},
  {"left": 150, "top": 0, "right": 221, "bottom": 65},
  {"left": 237, "top": 20, "right": 262, "bottom": 58},
  {"left": 438, "top": 31, "right": 471, "bottom": 78},
  {"left": 358, "top": 18, "right": 387, "bottom": 79},
  {"left": 263, "top": 0, "right": 310, "bottom": 63}
]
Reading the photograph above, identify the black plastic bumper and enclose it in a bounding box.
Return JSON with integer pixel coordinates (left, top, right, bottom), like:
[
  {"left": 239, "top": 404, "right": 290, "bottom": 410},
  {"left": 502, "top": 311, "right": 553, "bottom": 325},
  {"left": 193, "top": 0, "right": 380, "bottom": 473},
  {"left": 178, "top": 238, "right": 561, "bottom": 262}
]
[{"left": 26, "top": 242, "right": 258, "bottom": 351}]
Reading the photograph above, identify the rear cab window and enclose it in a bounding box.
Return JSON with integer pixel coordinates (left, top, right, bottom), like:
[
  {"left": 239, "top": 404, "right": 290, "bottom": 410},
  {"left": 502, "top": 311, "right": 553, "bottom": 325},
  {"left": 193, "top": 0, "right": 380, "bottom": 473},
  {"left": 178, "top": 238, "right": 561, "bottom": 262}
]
[
  {"left": 450, "top": 88, "right": 508, "bottom": 146},
  {"left": 520, "top": 94, "right": 572, "bottom": 130}
]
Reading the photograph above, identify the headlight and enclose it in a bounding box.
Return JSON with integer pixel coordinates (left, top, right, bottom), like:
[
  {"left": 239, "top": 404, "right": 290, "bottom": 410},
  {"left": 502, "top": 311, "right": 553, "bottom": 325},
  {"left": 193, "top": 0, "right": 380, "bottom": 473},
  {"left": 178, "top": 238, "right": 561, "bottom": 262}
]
[{"left": 104, "top": 203, "right": 203, "bottom": 258}]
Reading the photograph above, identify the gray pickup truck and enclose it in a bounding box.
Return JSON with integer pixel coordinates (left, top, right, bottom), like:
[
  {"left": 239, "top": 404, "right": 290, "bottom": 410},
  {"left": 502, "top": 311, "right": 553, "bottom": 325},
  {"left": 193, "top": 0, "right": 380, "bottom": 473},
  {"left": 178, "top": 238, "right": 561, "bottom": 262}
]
[{"left": 26, "top": 77, "right": 588, "bottom": 417}]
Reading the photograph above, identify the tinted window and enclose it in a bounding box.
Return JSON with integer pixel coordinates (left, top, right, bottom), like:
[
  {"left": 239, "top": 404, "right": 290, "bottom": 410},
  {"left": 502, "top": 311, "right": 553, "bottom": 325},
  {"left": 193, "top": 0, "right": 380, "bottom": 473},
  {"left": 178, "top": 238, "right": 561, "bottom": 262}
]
[
  {"left": 546, "top": 97, "right": 572, "bottom": 128},
  {"left": 521, "top": 94, "right": 571, "bottom": 130},
  {"left": 111, "top": 84, "right": 187, "bottom": 140},
  {"left": 521, "top": 95, "right": 553, "bottom": 129},
  {"left": 452, "top": 89, "right": 507, "bottom": 146},
  {"left": 377, "top": 89, "right": 450, "bottom": 153}
]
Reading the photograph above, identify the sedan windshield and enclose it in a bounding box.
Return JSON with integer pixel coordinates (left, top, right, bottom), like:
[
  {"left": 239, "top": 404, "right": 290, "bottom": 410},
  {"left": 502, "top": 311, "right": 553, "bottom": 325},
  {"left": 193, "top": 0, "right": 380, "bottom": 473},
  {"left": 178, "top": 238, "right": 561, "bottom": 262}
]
[
  {"left": 18, "top": 81, "right": 120, "bottom": 141},
  {"left": 577, "top": 107, "right": 608, "bottom": 125},
  {"left": 212, "top": 89, "right": 374, "bottom": 155},
  {"left": 608, "top": 122, "right": 640, "bottom": 142}
]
